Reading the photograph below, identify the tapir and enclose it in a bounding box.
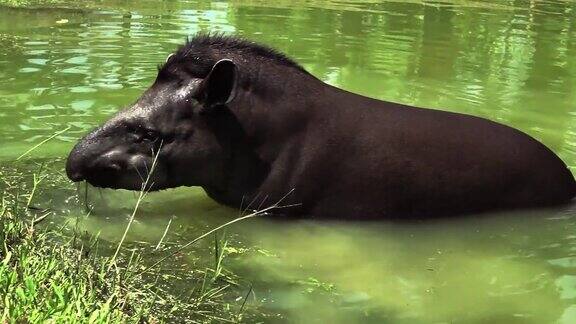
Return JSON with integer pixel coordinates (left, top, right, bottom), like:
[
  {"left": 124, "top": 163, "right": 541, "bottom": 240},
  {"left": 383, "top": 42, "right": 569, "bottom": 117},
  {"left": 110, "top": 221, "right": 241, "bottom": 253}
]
[{"left": 66, "top": 34, "right": 576, "bottom": 219}]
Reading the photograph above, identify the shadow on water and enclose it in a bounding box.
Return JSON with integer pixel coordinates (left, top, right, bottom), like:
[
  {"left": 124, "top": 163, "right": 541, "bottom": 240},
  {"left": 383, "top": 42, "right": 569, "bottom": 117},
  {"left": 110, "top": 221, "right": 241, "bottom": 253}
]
[{"left": 1, "top": 0, "right": 576, "bottom": 322}]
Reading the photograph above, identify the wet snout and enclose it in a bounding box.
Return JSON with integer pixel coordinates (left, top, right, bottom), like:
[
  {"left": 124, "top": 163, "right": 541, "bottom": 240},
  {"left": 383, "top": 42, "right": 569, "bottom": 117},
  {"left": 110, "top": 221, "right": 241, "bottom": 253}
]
[
  {"left": 66, "top": 145, "right": 126, "bottom": 181},
  {"left": 65, "top": 142, "right": 91, "bottom": 182},
  {"left": 66, "top": 140, "right": 153, "bottom": 189}
]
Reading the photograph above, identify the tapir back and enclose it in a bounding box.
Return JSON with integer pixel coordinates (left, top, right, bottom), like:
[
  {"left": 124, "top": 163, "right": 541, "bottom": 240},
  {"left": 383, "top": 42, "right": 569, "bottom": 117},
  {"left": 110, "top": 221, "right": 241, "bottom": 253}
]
[{"left": 283, "top": 86, "right": 576, "bottom": 219}]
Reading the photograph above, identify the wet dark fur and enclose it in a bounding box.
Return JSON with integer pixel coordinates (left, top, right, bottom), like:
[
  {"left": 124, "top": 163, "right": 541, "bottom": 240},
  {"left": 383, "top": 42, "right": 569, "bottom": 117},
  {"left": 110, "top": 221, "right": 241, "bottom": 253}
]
[
  {"left": 67, "top": 34, "right": 576, "bottom": 220},
  {"left": 158, "top": 33, "right": 308, "bottom": 81}
]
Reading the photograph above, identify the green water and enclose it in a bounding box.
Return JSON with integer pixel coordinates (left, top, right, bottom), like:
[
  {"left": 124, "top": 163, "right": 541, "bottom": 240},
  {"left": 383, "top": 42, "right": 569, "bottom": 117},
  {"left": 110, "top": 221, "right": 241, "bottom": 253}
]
[{"left": 1, "top": 0, "right": 576, "bottom": 322}]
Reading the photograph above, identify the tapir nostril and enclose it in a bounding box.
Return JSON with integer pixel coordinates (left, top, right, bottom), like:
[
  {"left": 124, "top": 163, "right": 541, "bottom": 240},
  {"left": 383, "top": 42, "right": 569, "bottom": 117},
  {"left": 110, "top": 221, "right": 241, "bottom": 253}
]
[
  {"left": 67, "top": 171, "right": 85, "bottom": 182},
  {"left": 98, "top": 150, "right": 126, "bottom": 172},
  {"left": 66, "top": 158, "right": 85, "bottom": 182}
]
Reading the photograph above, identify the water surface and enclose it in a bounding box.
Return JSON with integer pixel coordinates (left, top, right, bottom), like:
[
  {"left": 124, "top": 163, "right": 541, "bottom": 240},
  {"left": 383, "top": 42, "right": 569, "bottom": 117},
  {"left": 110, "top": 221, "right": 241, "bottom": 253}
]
[{"left": 1, "top": 0, "right": 575, "bottom": 322}]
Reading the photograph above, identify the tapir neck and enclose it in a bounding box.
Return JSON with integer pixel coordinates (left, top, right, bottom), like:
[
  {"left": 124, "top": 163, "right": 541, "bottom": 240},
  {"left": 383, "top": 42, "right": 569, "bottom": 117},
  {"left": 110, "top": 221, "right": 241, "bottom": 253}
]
[
  {"left": 229, "top": 71, "right": 325, "bottom": 159},
  {"left": 203, "top": 71, "right": 327, "bottom": 207}
]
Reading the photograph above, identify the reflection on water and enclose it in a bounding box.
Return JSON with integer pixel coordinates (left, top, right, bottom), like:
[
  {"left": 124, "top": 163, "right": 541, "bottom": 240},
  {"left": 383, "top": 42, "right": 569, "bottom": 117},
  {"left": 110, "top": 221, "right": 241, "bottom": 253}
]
[{"left": 1, "top": 0, "right": 576, "bottom": 322}]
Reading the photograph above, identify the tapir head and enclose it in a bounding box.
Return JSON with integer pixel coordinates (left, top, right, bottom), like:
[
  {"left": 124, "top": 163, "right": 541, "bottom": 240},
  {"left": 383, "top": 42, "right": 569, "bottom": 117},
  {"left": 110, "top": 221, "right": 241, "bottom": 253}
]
[{"left": 66, "top": 57, "right": 238, "bottom": 191}]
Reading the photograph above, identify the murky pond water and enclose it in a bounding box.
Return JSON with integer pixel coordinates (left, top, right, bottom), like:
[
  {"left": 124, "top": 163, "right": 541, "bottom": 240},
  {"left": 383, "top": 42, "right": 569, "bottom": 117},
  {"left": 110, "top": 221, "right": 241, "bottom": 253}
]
[{"left": 1, "top": 0, "right": 576, "bottom": 322}]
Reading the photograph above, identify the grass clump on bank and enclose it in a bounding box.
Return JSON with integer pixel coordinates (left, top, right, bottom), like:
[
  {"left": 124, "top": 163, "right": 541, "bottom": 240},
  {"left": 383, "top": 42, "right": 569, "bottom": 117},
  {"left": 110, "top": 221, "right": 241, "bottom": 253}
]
[
  {"left": 0, "top": 128, "right": 273, "bottom": 322},
  {"left": 0, "top": 192, "right": 156, "bottom": 322},
  {"left": 0, "top": 0, "right": 69, "bottom": 8},
  {"left": 0, "top": 163, "right": 267, "bottom": 322}
]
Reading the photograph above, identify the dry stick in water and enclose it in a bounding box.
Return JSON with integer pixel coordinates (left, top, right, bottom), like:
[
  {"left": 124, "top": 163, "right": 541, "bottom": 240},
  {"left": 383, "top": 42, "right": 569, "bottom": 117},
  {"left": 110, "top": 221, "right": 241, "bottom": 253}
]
[
  {"left": 17, "top": 126, "right": 71, "bottom": 160},
  {"left": 155, "top": 217, "right": 173, "bottom": 250},
  {"left": 137, "top": 189, "right": 298, "bottom": 276},
  {"left": 26, "top": 173, "right": 44, "bottom": 209},
  {"left": 27, "top": 165, "right": 51, "bottom": 227},
  {"left": 31, "top": 210, "right": 51, "bottom": 226}
]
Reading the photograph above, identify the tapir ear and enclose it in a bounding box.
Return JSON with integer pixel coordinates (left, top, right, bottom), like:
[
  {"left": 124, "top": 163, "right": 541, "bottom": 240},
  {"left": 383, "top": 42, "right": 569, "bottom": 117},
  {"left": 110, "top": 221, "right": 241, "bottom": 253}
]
[{"left": 197, "top": 59, "right": 237, "bottom": 111}]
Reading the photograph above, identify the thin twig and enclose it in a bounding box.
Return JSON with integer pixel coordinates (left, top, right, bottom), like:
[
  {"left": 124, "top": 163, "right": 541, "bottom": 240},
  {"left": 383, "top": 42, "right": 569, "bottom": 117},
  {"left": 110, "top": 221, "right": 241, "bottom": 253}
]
[
  {"left": 137, "top": 190, "right": 296, "bottom": 276},
  {"left": 107, "top": 143, "right": 162, "bottom": 272},
  {"left": 138, "top": 211, "right": 263, "bottom": 276},
  {"left": 32, "top": 210, "right": 51, "bottom": 226},
  {"left": 17, "top": 126, "right": 71, "bottom": 160},
  {"left": 154, "top": 217, "right": 173, "bottom": 250},
  {"left": 242, "top": 192, "right": 261, "bottom": 215},
  {"left": 238, "top": 284, "right": 253, "bottom": 316}
]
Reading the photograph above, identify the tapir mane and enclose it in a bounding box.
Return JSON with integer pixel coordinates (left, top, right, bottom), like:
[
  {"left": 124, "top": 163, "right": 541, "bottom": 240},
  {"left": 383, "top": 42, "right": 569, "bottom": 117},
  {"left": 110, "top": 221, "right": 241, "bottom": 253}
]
[{"left": 157, "top": 33, "right": 310, "bottom": 81}]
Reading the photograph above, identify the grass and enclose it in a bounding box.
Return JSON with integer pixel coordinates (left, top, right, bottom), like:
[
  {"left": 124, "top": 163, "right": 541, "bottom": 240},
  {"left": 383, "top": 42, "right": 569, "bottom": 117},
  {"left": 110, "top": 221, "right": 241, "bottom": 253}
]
[
  {"left": 0, "top": 187, "right": 154, "bottom": 322},
  {"left": 0, "top": 162, "right": 279, "bottom": 322},
  {"left": 0, "top": 0, "right": 71, "bottom": 8}
]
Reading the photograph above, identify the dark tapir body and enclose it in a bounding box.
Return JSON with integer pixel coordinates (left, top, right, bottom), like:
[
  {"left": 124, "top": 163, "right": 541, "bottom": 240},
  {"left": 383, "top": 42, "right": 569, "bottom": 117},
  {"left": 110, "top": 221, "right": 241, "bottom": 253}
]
[{"left": 66, "top": 34, "right": 576, "bottom": 219}]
